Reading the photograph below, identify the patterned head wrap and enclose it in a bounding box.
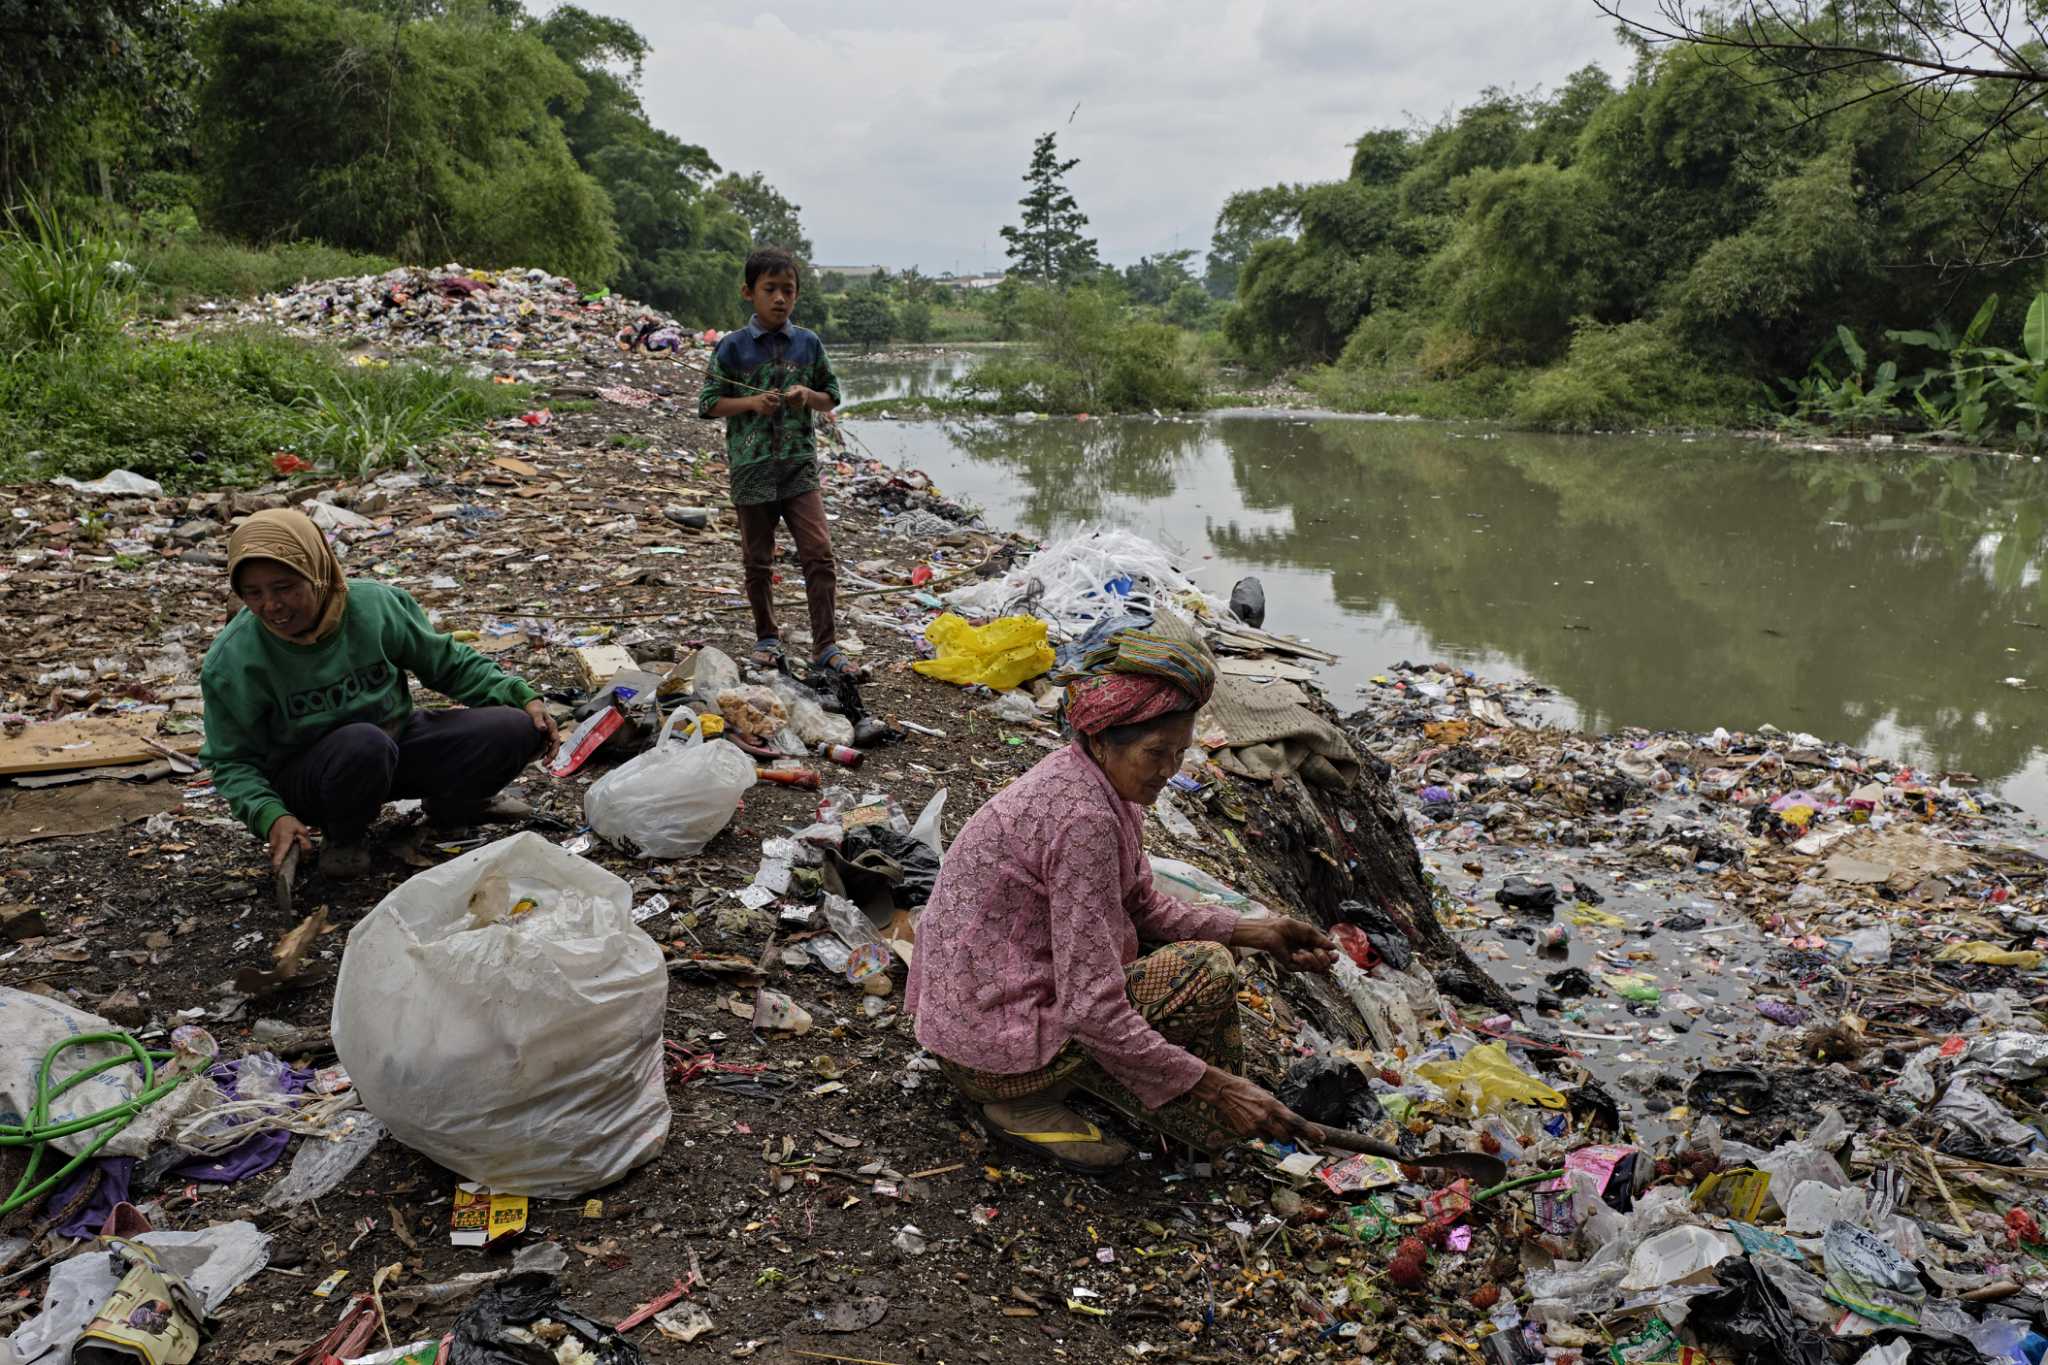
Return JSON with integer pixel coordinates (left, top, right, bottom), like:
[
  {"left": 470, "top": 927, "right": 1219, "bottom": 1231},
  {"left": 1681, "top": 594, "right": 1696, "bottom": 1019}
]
[
  {"left": 226, "top": 508, "right": 351, "bottom": 644},
  {"left": 1057, "top": 627, "right": 1216, "bottom": 737}
]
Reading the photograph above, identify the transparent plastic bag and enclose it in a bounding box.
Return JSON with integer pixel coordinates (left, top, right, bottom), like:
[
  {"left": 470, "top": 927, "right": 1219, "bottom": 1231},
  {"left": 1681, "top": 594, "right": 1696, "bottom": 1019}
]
[
  {"left": 586, "top": 708, "right": 757, "bottom": 859},
  {"left": 265, "top": 1113, "right": 387, "bottom": 1208},
  {"left": 911, "top": 614, "right": 1054, "bottom": 690}
]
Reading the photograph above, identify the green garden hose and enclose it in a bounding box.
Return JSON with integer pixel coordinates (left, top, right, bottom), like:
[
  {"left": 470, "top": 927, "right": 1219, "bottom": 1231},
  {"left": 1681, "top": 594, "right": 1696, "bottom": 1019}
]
[{"left": 0, "top": 1032, "right": 189, "bottom": 1216}]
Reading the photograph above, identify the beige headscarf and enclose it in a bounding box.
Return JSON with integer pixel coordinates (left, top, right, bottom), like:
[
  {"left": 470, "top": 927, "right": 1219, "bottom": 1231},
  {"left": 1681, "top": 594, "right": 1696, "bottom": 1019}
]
[{"left": 226, "top": 508, "right": 351, "bottom": 644}]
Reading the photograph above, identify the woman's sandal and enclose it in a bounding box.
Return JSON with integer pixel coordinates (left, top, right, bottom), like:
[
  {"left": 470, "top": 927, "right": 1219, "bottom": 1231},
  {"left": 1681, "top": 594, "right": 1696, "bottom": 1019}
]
[
  {"left": 751, "top": 637, "right": 784, "bottom": 668},
  {"left": 991, "top": 1119, "right": 1133, "bottom": 1173},
  {"left": 982, "top": 1095, "right": 1132, "bottom": 1172}
]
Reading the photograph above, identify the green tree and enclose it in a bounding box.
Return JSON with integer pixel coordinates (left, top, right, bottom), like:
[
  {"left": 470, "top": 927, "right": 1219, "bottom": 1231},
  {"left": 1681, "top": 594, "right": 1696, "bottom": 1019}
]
[
  {"left": 837, "top": 288, "right": 895, "bottom": 349},
  {"left": 198, "top": 0, "right": 616, "bottom": 281},
  {"left": 714, "top": 170, "right": 811, "bottom": 258},
  {"left": 985, "top": 275, "right": 1025, "bottom": 340},
  {"left": 1205, "top": 184, "right": 1304, "bottom": 298},
  {"left": 0, "top": 0, "right": 201, "bottom": 199},
  {"left": 1000, "top": 132, "right": 1100, "bottom": 285},
  {"left": 535, "top": 5, "right": 747, "bottom": 322},
  {"left": 1123, "top": 249, "right": 1198, "bottom": 307},
  {"left": 898, "top": 297, "right": 933, "bottom": 342}
]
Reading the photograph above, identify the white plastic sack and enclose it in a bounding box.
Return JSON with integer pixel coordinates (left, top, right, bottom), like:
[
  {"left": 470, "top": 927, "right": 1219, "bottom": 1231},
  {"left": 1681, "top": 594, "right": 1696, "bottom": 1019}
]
[
  {"left": 586, "top": 708, "right": 756, "bottom": 859},
  {"left": 0, "top": 990, "right": 207, "bottom": 1158},
  {"left": 331, "top": 833, "right": 669, "bottom": 1197}
]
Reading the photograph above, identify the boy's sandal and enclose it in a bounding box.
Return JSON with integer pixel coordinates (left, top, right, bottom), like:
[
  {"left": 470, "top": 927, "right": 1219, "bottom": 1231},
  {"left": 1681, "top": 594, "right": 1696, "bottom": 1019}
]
[
  {"left": 751, "top": 637, "right": 784, "bottom": 668},
  {"left": 991, "top": 1120, "right": 1132, "bottom": 1173},
  {"left": 816, "top": 645, "right": 865, "bottom": 680}
]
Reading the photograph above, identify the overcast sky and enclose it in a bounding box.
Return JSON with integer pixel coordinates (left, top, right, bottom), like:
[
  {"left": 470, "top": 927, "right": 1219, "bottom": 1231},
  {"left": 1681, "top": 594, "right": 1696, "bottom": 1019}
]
[{"left": 598, "top": 1, "right": 1636, "bottom": 272}]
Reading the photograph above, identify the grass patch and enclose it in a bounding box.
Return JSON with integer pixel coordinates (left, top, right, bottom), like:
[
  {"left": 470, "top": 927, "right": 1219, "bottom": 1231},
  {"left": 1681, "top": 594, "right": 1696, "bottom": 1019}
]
[
  {"left": 0, "top": 329, "right": 529, "bottom": 489},
  {"left": 0, "top": 196, "right": 137, "bottom": 356},
  {"left": 608, "top": 432, "right": 655, "bottom": 450},
  {"left": 840, "top": 395, "right": 1000, "bottom": 419},
  {"left": 1300, "top": 360, "right": 1525, "bottom": 420},
  {"left": 130, "top": 235, "right": 396, "bottom": 315}
]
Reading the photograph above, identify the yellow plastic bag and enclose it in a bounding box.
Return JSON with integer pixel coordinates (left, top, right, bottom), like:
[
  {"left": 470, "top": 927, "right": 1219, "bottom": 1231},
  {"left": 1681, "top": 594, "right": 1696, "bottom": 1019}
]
[
  {"left": 1935, "top": 941, "right": 2044, "bottom": 969},
  {"left": 1414, "top": 1042, "right": 1567, "bottom": 1116},
  {"left": 911, "top": 614, "right": 1054, "bottom": 691}
]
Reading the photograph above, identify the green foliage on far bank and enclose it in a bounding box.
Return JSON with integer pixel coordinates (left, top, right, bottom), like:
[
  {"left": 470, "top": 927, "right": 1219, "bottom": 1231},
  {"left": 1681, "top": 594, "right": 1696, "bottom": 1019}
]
[
  {"left": 1215, "top": 44, "right": 2048, "bottom": 437},
  {"left": 963, "top": 286, "right": 1206, "bottom": 414}
]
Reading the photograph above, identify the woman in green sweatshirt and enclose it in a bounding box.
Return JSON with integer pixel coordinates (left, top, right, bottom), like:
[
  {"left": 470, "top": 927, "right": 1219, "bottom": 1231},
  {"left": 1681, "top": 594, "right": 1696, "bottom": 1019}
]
[{"left": 198, "top": 509, "right": 558, "bottom": 878}]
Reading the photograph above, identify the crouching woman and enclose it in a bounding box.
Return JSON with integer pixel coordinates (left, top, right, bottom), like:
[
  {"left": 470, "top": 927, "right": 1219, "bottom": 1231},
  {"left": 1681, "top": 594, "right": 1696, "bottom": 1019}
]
[
  {"left": 198, "top": 509, "right": 558, "bottom": 878},
  {"left": 905, "top": 630, "right": 1338, "bottom": 1170}
]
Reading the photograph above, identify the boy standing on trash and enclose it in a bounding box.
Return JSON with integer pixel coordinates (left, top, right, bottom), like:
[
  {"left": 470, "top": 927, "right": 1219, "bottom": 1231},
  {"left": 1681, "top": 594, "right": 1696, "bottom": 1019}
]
[{"left": 698, "top": 247, "right": 856, "bottom": 676}]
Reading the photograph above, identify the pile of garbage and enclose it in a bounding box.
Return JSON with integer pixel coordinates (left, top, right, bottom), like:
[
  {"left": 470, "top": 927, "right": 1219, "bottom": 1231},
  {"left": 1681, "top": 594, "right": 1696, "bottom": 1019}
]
[
  {"left": 229, "top": 265, "right": 707, "bottom": 363},
  {"left": 1215, "top": 658, "right": 2048, "bottom": 1362}
]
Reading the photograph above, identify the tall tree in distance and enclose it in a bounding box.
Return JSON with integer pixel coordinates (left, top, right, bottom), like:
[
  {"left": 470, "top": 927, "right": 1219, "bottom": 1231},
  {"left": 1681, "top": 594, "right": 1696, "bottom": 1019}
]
[
  {"left": 1001, "top": 131, "right": 1100, "bottom": 285},
  {"left": 715, "top": 170, "right": 811, "bottom": 258}
]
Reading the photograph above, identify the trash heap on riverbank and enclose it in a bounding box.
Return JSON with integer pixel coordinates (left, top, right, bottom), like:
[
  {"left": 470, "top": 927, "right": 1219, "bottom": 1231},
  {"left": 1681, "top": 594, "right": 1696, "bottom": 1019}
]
[
  {"left": 8, "top": 273, "right": 2048, "bottom": 1365},
  {"left": 213, "top": 263, "right": 709, "bottom": 364}
]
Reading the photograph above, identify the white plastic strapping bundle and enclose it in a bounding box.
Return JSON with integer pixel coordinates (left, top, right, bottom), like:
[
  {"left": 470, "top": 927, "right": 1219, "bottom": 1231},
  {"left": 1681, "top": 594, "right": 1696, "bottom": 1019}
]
[{"left": 941, "top": 528, "right": 1230, "bottom": 640}]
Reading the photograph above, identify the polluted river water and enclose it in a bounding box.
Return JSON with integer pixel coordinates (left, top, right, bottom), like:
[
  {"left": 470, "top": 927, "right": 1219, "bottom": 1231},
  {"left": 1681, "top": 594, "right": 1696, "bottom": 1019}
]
[
  {"left": 839, "top": 351, "right": 2048, "bottom": 821},
  {"left": 839, "top": 352, "right": 2048, "bottom": 1107}
]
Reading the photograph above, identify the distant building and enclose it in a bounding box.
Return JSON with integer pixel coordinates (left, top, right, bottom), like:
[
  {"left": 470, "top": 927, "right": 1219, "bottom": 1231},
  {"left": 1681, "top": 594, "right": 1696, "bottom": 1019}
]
[
  {"left": 951, "top": 274, "right": 1008, "bottom": 291},
  {"left": 815, "top": 264, "right": 887, "bottom": 281}
]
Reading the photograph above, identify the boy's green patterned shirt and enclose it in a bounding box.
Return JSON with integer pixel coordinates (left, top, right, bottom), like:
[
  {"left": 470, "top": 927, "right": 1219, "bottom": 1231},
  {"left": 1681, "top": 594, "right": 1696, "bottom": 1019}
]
[{"left": 697, "top": 318, "right": 842, "bottom": 506}]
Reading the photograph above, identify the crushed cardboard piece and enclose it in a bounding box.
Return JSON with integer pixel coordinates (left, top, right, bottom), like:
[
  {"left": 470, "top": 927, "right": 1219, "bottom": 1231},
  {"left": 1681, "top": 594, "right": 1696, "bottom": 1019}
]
[
  {"left": 0, "top": 780, "right": 182, "bottom": 844},
  {"left": 574, "top": 645, "right": 636, "bottom": 689},
  {"left": 0, "top": 714, "right": 202, "bottom": 777}
]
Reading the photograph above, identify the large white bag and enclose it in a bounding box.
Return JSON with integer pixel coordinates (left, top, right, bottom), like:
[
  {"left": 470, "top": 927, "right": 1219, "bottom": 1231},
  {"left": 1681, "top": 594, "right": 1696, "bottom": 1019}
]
[
  {"left": 331, "top": 832, "right": 669, "bottom": 1197},
  {"left": 585, "top": 707, "right": 756, "bottom": 858}
]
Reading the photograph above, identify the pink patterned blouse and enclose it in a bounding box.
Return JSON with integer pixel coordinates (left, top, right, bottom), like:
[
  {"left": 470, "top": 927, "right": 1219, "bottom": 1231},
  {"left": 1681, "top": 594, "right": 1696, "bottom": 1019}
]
[{"left": 906, "top": 743, "right": 1240, "bottom": 1109}]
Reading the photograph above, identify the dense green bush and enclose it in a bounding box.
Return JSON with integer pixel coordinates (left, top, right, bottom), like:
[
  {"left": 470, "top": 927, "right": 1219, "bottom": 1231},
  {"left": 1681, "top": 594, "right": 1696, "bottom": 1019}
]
[
  {"left": 1211, "top": 40, "right": 2048, "bottom": 435},
  {"left": 965, "top": 287, "right": 1206, "bottom": 413},
  {"left": 1511, "top": 319, "right": 1755, "bottom": 430}
]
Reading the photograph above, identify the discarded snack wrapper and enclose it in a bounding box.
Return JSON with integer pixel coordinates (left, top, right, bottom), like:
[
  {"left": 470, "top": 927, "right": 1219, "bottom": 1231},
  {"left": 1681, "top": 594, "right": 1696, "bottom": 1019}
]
[
  {"left": 450, "top": 1183, "right": 529, "bottom": 1247},
  {"left": 845, "top": 941, "right": 892, "bottom": 984}
]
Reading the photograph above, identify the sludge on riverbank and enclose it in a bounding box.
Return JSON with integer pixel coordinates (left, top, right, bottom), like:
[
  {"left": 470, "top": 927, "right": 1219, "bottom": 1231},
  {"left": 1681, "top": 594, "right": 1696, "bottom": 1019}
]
[{"left": 0, "top": 268, "right": 2046, "bottom": 1365}]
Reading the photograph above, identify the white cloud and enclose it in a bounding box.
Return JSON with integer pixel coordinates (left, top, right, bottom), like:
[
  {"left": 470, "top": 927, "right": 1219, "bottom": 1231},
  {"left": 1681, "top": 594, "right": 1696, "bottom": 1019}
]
[{"left": 600, "top": 0, "right": 1633, "bottom": 269}]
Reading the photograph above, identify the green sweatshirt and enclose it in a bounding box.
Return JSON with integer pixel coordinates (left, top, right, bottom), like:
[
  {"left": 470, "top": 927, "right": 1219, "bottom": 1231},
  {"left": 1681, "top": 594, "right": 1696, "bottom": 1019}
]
[{"left": 198, "top": 581, "right": 539, "bottom": 837}]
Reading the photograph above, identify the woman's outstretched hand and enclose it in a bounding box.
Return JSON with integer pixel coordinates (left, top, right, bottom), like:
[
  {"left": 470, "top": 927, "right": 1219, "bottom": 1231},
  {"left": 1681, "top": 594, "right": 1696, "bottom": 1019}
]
[
  {"left": 1192, "top": 1065, "right": 1316, "bottom": 1141},
  {"left": 1229, "top": 917, "right": 1339, "bottom": 974}
]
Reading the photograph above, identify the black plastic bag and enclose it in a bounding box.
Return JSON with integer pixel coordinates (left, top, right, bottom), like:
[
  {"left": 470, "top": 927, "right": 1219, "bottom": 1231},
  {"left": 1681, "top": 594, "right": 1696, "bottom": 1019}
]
[
  {"left": 1689, "top": 1258, "right": 1829, "bottom": 1365},
  {"left": 1689, "top": 1067, "right": 1773, "bottom": 1115},
  {"left": 452, "top": 1275, "right": 645, "bottom": 1365},
  {"left": 1494, "top": 876, "right": 1558, "bottom": 916},
  {"left": 1229, "top": 577, "right": 1266, "bottom": 628},
  {"left": 1277, "top": 1056, "right": 1384, "bottom": 1129},
  {"left": 1337, "top": 899, "right": 1414, "bottom": 971},
  {"left": 1544, "top": 967, "right": 1597, "bottom": 998},
  {"left": 840, "top": 825, "right": 941, "bottom": 907}
]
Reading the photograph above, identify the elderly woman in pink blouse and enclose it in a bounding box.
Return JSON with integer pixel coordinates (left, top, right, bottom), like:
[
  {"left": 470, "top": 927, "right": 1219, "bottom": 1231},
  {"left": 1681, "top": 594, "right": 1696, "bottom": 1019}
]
[{"left": 905, "top": 629, "right": 1339, "bottom": 1171}]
